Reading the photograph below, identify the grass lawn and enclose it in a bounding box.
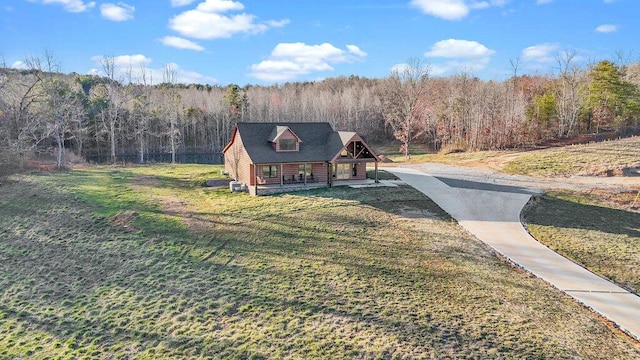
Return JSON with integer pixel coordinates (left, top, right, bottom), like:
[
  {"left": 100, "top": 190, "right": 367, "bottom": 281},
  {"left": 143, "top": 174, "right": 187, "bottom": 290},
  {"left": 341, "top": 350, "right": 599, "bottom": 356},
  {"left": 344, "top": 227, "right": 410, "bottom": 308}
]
[
  {"left": 378, "top": 136, "right": 640, "bottom": 178},
  {"left": 524, "top": 190, "right": 640, "bottom": 295},
  {"left": 503, "top": 137, "right": 640, "bottom": 177},
  {"left": 1, "top": 164, "right": 639, "bottom": 359}
]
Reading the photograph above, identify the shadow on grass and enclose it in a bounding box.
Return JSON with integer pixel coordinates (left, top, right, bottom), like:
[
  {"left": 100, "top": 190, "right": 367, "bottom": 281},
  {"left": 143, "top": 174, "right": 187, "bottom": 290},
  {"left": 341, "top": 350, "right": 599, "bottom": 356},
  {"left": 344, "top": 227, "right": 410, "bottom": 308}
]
[{"left": 526, "top": 194, "right": 640, "bottom": 238}]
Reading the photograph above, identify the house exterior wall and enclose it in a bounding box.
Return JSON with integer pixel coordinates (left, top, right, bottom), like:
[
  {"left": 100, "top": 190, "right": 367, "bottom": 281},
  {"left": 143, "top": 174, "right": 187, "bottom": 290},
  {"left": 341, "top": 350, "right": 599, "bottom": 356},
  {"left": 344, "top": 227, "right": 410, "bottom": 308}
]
[
  {"left": 310, "top": 163, "right": 328, "bottom": 183},
  {"left": 352, "top": 162, "right": 367, "bottom": 180},
  {"left": 224, "top": 135, "right": 252, "bottom": 185}
]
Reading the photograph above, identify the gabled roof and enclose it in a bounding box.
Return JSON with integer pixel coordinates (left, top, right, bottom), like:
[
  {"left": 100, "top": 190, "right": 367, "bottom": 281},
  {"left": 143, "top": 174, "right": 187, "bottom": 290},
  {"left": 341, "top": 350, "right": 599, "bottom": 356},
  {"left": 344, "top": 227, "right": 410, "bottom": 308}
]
[
  {"left": 268, "top": 125, "right": 302, "bottom": 143},
  {"left": 326, "top": 131, "right": 355, "bottom": 159},
  {"left": 225, "top": 122, "right": 377, "bottom": 164}
]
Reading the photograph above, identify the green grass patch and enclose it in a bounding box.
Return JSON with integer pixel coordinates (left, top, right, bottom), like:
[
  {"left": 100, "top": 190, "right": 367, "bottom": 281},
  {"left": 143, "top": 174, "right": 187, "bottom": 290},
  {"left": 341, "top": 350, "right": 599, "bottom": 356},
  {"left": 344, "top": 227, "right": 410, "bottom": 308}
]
[
  {"left": 525, "top": 190, "right": 640, "bottom": 293},
  {"left": 366, "top": 169, "right": 399, "bottom": 180},
  {"left": 0, "top": 165, "right": 639, "bottom": 358}
]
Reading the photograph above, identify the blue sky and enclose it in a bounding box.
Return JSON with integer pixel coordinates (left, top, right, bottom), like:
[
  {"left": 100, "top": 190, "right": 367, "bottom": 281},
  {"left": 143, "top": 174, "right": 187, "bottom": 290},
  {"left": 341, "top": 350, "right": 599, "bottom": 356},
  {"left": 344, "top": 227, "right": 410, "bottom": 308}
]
[{"left": 2, "top": 0, "right": 638, "bottom": 85}]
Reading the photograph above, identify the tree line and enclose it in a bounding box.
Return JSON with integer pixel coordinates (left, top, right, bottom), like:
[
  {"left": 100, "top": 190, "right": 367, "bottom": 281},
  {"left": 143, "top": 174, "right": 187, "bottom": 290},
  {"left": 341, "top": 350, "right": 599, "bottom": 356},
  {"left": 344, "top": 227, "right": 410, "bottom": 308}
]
[{"left": 1, "top": 52, "right": 639, "bottom": 171}]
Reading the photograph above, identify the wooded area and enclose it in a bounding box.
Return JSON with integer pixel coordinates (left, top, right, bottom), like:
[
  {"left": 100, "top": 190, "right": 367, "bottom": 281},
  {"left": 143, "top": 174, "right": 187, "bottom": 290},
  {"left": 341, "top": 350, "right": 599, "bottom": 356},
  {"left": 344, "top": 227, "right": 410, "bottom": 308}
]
[{"left": 1, "top": 52, "right": 639, "bottom": 172}]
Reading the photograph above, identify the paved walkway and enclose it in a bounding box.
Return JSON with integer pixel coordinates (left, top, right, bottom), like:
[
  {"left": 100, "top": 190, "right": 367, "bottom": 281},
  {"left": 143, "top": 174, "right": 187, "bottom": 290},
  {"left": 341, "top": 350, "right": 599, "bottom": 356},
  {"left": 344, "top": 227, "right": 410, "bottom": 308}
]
[{"left": 388, "top": 166, "right": 640, "bottom": 341}]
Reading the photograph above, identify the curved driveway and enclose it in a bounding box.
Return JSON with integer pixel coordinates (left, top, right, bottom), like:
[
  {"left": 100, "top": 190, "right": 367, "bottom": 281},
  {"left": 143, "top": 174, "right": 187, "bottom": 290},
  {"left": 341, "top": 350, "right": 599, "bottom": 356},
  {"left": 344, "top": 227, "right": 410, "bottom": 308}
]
[{"left": 387, "top": 165, "right": 640, "bottom": 341}]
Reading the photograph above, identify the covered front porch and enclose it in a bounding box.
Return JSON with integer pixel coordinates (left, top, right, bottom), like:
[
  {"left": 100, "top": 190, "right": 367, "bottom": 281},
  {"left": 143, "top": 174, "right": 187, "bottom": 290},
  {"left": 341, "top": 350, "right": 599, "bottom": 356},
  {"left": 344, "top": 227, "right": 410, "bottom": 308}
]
[{"left": 250, "top": 177, "right": 384, "bottom": 196}]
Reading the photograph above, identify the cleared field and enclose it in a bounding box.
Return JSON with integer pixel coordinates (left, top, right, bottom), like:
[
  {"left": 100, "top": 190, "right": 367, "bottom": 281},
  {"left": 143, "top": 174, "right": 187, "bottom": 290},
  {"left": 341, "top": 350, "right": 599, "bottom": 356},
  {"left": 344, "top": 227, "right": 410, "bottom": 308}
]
[
  {"left": 1, "top": 165, "right": 639, "bottom": 359},
  {"left": 380, "top": 136, "right": 640, "bottom": 177},
  {"left": 502, "top": 137, "right": 640, "bottom": 177}
]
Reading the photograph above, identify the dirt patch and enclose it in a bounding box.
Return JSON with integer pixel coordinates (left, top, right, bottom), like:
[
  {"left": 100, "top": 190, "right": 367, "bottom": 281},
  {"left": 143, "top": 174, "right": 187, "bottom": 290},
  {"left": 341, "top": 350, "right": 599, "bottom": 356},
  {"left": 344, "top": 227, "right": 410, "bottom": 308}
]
[
  {"left": 579, "top": 164, "right": 640, "bottom": 177},
  {"left": 130, "top": 175, "right": 162, "bottom": 187},
  {"left": 585, "top": 189, "right": 640, "bottom": 212},
  {"left": 109, "top": 210, "right": 138, "bottom": 231},
  {"left": 474, "top": 152, "right": 529, "bottom": 172},
  {"left": 397, "top": 207, "right": 438, "bottom": 219},
  {"left": 131, "top": 176, "right": 217, "bottom": 237}
]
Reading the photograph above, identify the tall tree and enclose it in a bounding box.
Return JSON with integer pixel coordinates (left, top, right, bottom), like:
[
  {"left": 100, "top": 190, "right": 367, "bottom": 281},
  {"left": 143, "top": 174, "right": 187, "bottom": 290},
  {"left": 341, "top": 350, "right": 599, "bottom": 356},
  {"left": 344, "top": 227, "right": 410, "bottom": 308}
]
[
  {"left": 585, "top": 60, "right": 640, "bottom": 132},
  {"left": 554, "top": 51, "right": 584, "bottom": 138},
  {"left": 162, "top": 64, "right": 182, "bottom": 163},
  {"left": 26, "top": 51, "right": 85, "bottom": 169},
  {"left": 380, "top": 58, "right": 432, "bottom": 158},
  {"left": 97, "top": 56, "right": 126, "bottom": 164}
]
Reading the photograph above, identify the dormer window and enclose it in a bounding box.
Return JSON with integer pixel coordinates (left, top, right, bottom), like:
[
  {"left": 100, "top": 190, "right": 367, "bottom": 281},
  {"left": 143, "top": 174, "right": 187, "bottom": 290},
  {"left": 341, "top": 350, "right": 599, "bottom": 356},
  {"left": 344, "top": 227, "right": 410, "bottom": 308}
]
[
  {"left": 279, "top": 138, "right": 297, "bottom": 151},
  {"left": 269, "top": 126, "right": 301, "bottom": 152}
]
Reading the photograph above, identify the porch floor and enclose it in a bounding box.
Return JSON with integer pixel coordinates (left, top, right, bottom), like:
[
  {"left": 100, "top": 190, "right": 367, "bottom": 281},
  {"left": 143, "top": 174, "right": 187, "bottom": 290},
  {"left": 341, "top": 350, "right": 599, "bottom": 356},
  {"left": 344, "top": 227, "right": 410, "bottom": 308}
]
[{"left": 253, "top": 179, "right": 399, "bottom": 195}]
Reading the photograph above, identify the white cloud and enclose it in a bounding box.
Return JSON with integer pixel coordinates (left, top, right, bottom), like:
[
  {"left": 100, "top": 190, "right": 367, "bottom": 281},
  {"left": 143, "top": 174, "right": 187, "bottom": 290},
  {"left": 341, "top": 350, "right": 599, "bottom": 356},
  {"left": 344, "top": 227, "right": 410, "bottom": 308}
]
[
  {"left": 160, "top": 36, "right": 205, "bottom": 51},
  {"left": 249, "top": 42, "right": 367, "bottom": 82},
  {"left": 100, "top": 2, "right": 134, "bottom": 21},
  {"left": 169, "top": 0, "right": 288, "bottom": 39},
  {"left": 425, "top": 39, "right": 495, "bottom": 58},
  {"left": 11, "top": 61, "right": 28, "bottom": 70},
  {"left": 89, "top": 55, "right": 216, "bottom": 84},
  {"left": 171, "top": 0, "right": 196, "bottom": 6},
  {"left": 423, "top": 39, "right": 494, "bottom": 75},
  {"left": 521, "top": 43, "right": 560, "bottom": 63},
  {"left": 409, "top": 0, "right": 509, "bottom": 20},
  {"left": 40, "top": 0, "right": 96, "bottom": 13},
  {"left": 91, "top": 54, "right": 152, "bottom": 69},
  {"left": 390, "top": 63, "right": 411, "bottom": 74},
  {"left": 265, "top": 19, "right": 290, "bottom": 28},
  {"left": 196, "top": 0, "right": 243, "bottom": 12},
  {"left": 113, "top": 54, "right": 152, "bottom": 67},
  {"left": 178, "top": 71, "right": 218, "bottom": 84},
  {"left": 346, "top": 45, "right": 367, "bottom": 57},
  {"left": 410, "top": 0, "right": 468, "bottom": 20},
  {"left": 595, "top": 24, "right": 617, "bottom": 33}
]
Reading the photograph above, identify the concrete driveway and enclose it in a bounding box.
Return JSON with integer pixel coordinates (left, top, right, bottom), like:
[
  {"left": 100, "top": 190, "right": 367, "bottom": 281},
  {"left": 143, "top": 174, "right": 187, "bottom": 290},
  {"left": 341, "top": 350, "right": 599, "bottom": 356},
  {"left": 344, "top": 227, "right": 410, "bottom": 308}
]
[{"left": 388, "top": 166, "right": 640, "bottom": 341}]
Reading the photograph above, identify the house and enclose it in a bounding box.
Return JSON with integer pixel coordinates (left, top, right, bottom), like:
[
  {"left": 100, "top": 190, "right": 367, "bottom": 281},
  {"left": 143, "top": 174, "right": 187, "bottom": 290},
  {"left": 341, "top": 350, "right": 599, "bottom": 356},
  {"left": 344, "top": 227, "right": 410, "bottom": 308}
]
[{"left": 223, "top": 122, "right": 379, "bottom": 195}]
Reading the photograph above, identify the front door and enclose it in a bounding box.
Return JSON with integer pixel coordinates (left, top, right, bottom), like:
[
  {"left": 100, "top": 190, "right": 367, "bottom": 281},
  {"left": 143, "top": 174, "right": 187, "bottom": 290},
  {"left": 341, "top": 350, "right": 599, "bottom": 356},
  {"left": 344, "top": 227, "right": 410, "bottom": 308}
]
[{"left": 335, "top": 163, "right": 351, "bottom": 180}]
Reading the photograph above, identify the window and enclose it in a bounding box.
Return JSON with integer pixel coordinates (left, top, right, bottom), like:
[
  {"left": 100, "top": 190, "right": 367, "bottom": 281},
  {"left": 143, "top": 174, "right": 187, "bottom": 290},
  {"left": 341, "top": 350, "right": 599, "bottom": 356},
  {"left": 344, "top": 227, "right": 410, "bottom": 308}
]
[
  {"left": 279, "top": 138, "right": 297, "bottom": 151},
  {"left": 298, "top": 164, "right": 311, "bottom": 176},
  {"left": 262, "top": 165, "right": 278, "bottom": 178}
]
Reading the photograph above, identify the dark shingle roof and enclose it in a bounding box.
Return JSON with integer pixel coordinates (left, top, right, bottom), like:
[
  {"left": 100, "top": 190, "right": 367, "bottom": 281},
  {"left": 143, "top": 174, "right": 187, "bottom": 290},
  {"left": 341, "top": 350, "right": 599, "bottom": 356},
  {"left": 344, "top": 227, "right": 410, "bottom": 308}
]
[{"left": 236, "top": 122, "right": 348, "bottom": 164}]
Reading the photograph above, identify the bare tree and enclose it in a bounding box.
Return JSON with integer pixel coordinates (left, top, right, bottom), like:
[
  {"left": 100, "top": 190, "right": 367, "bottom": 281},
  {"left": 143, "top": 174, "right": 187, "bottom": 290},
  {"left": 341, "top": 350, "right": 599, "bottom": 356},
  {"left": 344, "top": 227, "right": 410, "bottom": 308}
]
[
  {"left": 553, "top": 51, "right": 585, "bottom": 138},
  {"left": 381, "top": 58, "right": 432, "bottom": 158},
  {"left": 97, "top": 56, "right": 127, "bottom": 164},
  {"left": 162, "top": 64, "right": 182, "bottom": 163}
]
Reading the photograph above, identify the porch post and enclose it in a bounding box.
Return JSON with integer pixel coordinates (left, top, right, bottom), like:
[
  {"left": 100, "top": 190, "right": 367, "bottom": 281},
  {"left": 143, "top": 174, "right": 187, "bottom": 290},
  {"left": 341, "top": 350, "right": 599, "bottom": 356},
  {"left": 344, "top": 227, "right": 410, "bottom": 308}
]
[
  {"left": 375, "top": 161, "right": 379, "bottom": 183},
  {"left": 280, "top": 163, "right": 284, "bottom": 186},
  {"left": 254, "top": 163, "right": 258, "bottom": 195}
]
